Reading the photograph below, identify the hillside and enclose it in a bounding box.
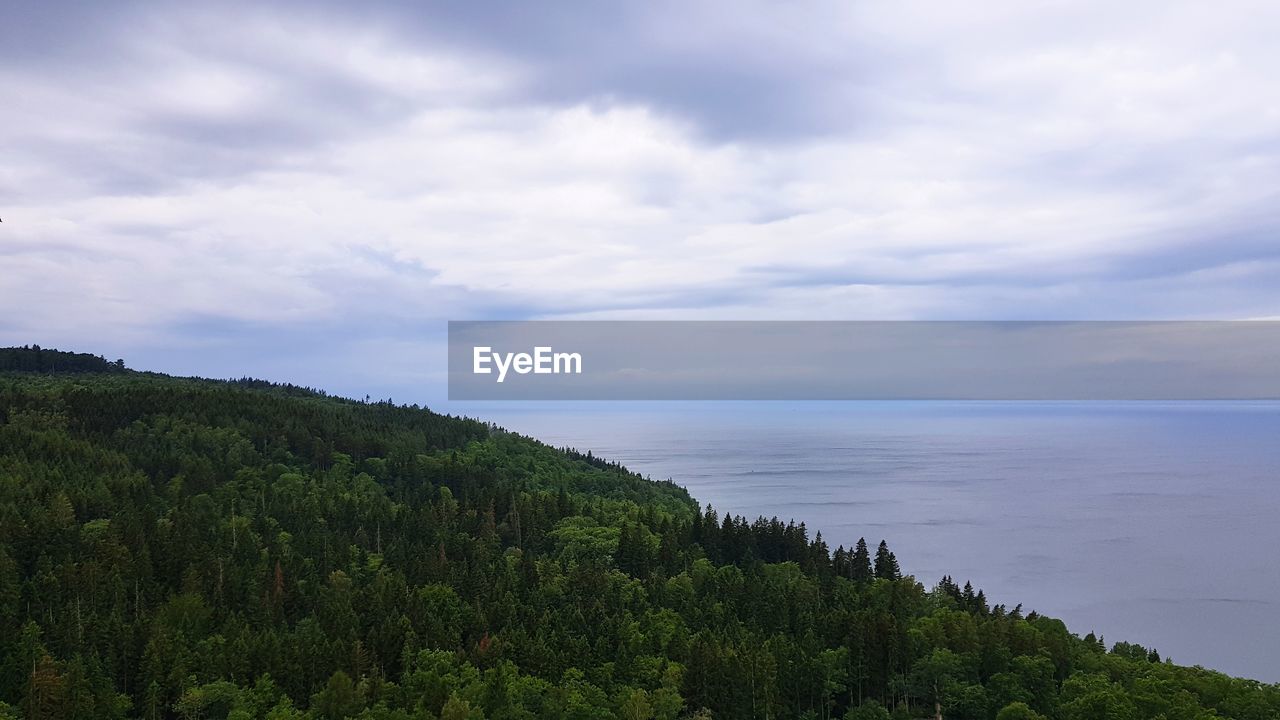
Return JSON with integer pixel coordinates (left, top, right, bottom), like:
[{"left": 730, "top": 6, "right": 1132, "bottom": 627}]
[{"left": 0, "top": 347, "right": 1276, "bottom": 720}]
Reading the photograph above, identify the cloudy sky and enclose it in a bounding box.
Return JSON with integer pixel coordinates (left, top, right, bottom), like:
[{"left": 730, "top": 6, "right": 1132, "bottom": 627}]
[{"left": 3, "top": 1, "right": 1279, "bottom": 401}]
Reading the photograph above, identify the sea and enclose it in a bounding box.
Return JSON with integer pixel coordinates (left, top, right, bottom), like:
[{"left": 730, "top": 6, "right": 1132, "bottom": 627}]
[{"left": 468, "top": 401, "right": 1280, "bottom": 683}]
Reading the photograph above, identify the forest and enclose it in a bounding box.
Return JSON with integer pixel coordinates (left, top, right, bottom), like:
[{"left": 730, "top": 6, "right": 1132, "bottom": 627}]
[{"left": 0, "top": 346, "right": 1277, "bottom": 719}]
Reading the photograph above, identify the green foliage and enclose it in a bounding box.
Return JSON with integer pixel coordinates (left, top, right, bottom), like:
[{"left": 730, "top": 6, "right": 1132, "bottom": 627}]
[
  {"left": 995, "top": 702, "right": 1047, "bottom": 720},
  {"left": 0, "top": 356, "right": 1276, "bottom": 719},
  {"left": 844, "top": 699, "right": 890, "bottom": 720},
  {"left": 0, "top": 346, "right": 126, "bottom": 374},
  {"left": 311, "top": 671, "right": 362, "bottom": 720}
]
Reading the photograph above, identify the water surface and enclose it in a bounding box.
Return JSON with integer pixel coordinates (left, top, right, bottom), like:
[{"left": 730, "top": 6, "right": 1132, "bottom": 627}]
[{"left": 471, "top": 401, "right": 1280, "bottom": 683}]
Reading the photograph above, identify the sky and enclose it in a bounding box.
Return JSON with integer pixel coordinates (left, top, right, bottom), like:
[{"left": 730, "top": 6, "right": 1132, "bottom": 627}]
[{"left": 3, "top": 1, "right": 1280, "bottom": 404}]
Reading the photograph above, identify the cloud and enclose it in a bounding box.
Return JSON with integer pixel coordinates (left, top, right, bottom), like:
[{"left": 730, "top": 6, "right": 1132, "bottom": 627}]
[{"left": 2, "top": 1, "right": 1279, "bottom": 394}]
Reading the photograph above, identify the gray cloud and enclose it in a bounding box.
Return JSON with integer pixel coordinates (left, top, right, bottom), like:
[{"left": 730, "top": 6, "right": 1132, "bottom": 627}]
[{"left": 3, "top": 0, "right": 1280, "bottom": 401}]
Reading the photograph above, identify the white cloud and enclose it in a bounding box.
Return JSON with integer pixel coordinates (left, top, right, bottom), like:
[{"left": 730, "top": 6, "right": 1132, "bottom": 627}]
[{"left": 2, "top": 1, "right": 1280, "bottom": 364}]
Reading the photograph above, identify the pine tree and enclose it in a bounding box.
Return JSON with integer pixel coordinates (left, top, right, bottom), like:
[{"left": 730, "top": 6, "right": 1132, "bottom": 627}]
[
  {"left": 873, "top": 541, "right": 900, "bottom": 581},
  {"left": 852, "top": 538, "right": 873, "bottom": 582},
  {"left": 26, "top": 653, "right": 65, "bottom": 720}
]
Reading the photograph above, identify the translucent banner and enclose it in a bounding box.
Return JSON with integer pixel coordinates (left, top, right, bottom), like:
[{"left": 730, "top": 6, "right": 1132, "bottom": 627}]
[{"left": 447, "top": 321, "right": 1280, "bottom": 400}]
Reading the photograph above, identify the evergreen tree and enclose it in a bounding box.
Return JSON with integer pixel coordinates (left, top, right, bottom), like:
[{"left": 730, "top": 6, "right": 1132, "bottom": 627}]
[
  {"left": 873, "top": 541, "right": 900, "bottom": 581},
  {"left": 851, "top": 538, "right": 873, "bottom": 582}
]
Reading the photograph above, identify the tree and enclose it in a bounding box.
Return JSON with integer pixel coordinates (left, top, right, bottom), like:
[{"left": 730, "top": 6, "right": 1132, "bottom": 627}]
[
  {"left": 844, "top": 700, "right": 890, "bottom": 720},
  {"left": 873, "top": 541, "right": 900, "bottom": 581},
  {"left": 441, "top": 693, "right": 484, "bottom": 720},
  {"left": 26, "top": 653, "right": 66, "bottom": 720},
  {"left": 851, "top": 539, "right": 873, "bottom": 582},
  {"left": 618, "top": 688, "right": 654, "bottom": 720},
  {"left": 910, "top": 649, "right": 965, "bottom": 720},
  {"left": 995, "top": 701, "right": 1047, "bottom": 720},
  {"left": 311, "top": 671, "right": 362, "bottom": 720},
  {"left": 1058, "top": 674, "right": 1137, "bottom": 720}
]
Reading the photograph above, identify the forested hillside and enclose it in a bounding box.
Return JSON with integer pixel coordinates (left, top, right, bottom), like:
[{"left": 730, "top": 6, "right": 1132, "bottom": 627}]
[{"left": 0, "top": 347, "right": 1276, "bottom": 720}]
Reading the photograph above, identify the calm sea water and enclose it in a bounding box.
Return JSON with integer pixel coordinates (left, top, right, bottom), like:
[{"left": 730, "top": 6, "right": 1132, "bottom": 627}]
[{"left": 470, "top": 402, "right": 1280, "bottom": 683}]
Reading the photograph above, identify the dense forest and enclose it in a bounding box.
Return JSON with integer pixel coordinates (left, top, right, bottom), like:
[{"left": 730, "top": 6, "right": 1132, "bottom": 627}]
[{"left": 0, "top": 347, "right": 1276, "bottom": 720}]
